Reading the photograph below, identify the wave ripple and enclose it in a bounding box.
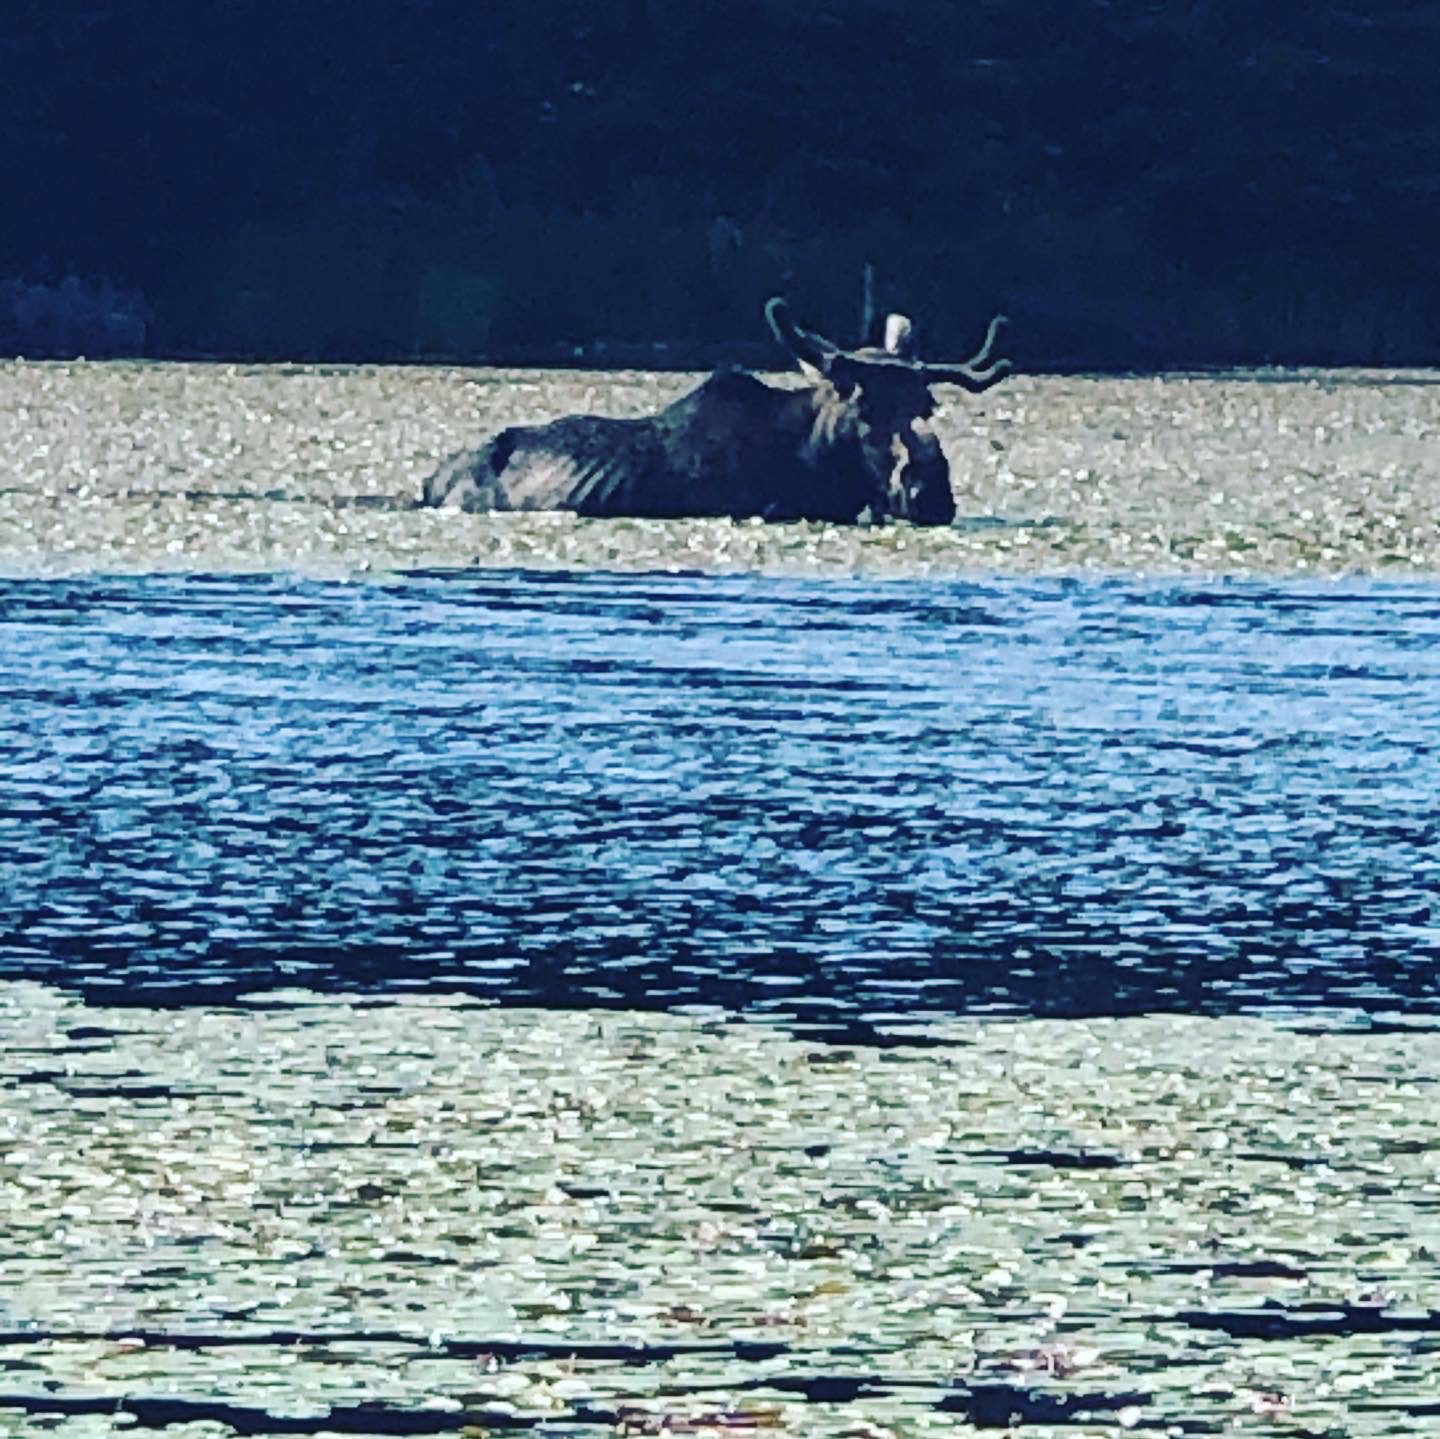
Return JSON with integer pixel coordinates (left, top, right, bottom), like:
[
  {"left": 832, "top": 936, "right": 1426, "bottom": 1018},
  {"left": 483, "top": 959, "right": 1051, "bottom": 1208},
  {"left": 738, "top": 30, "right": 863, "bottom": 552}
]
[{"left": 3, "top": 571, "right": 1438, "bottom": 1036}]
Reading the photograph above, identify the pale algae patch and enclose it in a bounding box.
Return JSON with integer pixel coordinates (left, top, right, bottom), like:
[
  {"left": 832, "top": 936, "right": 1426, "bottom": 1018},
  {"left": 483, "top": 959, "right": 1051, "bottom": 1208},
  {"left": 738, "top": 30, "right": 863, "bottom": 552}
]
[
  {"left": 3, "top": 360, "right": 1440, "bottom": 577},
  {"left": 1, "top": 983, "right": 1438, "bottom": 1435}
]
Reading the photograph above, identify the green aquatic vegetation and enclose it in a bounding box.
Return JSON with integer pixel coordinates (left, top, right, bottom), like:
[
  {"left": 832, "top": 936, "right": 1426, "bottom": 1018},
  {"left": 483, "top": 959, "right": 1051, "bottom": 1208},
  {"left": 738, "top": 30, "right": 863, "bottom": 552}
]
[
  {"left": 0, "top": 984, "right": 1438, "bottom": 1435},
  {"left": 3, "top": 362, "right": 1440, "bottom": 578}
]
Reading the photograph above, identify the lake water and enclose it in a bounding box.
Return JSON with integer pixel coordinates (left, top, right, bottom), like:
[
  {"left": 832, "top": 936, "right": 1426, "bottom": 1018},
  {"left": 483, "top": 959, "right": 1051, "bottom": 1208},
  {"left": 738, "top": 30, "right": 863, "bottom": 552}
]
[
  {"left": 5, "top": 565, "right": 1440, "bottom": 1436},
  {"left": 3, "top": 568, "right": 1437, "bottom": 1038},
  {"left": 9, "top": 362, "right": 1440, "bottom": 1432}
]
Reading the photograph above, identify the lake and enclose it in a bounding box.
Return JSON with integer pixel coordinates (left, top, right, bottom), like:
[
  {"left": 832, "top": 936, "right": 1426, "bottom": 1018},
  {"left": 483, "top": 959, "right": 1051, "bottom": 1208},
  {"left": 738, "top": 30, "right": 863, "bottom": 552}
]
[{"left": 3, "top": 362, "right": 1440, "bottom": 1435}]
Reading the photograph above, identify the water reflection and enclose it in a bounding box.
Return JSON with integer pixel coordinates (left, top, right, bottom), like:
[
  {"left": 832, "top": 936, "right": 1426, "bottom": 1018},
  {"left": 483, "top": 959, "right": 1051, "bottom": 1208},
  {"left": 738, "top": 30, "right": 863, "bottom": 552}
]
[{"left": 2, "top": 570, "right": 1438, "bottom": 1034}]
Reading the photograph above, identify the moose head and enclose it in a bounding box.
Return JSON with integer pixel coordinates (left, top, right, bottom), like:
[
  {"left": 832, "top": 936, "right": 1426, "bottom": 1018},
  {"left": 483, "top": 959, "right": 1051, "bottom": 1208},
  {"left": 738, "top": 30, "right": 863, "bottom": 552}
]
[{"left": 766, "top": 297, "right": 1009, "bottom": 524}]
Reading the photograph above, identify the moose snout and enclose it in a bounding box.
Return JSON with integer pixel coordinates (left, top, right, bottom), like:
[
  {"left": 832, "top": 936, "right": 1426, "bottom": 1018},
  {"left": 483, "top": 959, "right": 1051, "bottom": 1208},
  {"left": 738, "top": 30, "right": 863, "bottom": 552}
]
[{"left": 890, "top": 420, "right": 955, "bottom": 525}]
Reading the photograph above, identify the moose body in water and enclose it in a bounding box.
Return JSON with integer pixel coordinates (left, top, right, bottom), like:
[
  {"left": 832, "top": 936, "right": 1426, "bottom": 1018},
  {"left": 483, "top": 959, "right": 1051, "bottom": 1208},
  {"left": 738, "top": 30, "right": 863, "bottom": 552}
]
[{"left": 421, "top": 299, "right": 1009, "bottom": 525}]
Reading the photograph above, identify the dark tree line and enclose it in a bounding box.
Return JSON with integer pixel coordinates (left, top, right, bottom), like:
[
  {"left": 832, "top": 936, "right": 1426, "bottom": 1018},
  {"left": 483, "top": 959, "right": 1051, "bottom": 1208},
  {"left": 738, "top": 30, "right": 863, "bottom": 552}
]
[{"left": 3, "top": 0, "right": 1438, "bottom": 367}]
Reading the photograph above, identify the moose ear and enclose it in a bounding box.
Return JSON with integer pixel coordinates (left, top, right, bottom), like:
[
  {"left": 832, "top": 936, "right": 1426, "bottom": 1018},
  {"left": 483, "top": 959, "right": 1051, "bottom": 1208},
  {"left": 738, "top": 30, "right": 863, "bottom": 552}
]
[{"left": 827, "top": 355, "right": 859, "bottom": 397}]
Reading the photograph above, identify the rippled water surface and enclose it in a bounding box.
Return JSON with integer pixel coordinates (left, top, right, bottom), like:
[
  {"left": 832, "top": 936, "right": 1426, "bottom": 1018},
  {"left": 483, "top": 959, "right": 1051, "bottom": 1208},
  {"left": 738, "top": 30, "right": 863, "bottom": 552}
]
[{"left": 3, "top": 569, "right": 1437, "bottom": 1036}]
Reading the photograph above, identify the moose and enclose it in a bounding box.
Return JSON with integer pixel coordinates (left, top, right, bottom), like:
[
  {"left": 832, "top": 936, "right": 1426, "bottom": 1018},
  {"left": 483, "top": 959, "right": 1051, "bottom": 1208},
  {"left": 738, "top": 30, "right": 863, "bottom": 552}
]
[{"left": 421, "top": 298, "right": 1010, "bottom": 525}]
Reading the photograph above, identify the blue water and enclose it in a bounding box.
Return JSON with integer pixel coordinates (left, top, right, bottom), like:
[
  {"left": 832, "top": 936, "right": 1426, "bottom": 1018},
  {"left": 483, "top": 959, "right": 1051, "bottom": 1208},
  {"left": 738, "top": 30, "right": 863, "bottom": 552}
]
[{"left": 3, "top": 570, "right": 1438, "bottom": 1037}]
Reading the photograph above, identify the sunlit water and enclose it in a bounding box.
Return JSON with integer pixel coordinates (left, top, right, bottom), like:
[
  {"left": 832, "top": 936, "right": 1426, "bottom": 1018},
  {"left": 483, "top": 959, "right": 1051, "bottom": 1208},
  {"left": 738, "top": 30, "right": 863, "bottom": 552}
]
[
  {"left": 2, "top": 569, "right": 1438, "bottom": 1037},
  {"left": 5, "top": 568, "right": 1440, "bottom": 1436}
]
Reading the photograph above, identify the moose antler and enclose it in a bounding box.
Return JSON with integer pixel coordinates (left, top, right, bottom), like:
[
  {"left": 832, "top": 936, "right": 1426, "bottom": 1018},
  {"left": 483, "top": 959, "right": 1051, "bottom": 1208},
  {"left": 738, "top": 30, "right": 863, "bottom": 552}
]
[
  {"left": 768, "top": 299, "right": 1011, "bottom": 393},
  {"left": 966, "top": 313, "right": 1007, "bottom": 370},
  {"left": 765, "top": 297, "right": 844, "bottom": 373},
  {"left": 921, "top": 315, "right": 1010, "bottom": 392}
]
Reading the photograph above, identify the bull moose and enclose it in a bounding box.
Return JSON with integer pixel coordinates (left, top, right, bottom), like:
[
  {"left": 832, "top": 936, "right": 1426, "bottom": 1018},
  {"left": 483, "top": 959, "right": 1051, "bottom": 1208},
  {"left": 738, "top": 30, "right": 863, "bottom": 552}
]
[{"left": 421, "top": 298, "right": 1009, "bottom": 525}]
